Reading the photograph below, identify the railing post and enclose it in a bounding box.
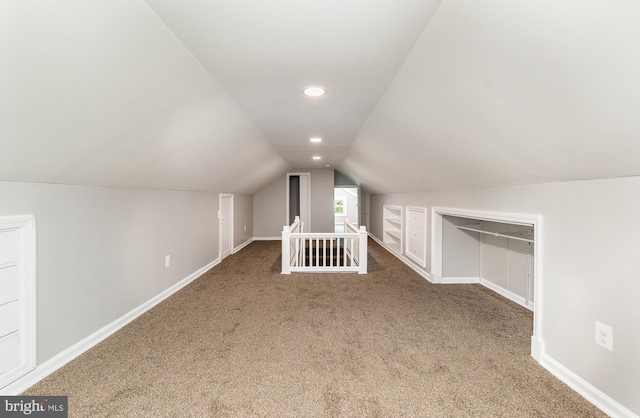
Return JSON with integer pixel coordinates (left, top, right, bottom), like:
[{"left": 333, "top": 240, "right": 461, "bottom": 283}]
[
  {"left": 282, "top": 225, "right": 291, "bottom": 274},
  {"left": 358, "top": 226, "right": 367, "bottom": 274}
]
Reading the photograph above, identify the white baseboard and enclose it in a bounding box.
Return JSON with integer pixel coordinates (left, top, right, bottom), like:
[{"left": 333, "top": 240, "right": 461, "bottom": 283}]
[
  {"left": 437, "top": 276, "right": 533, "bottom": 311},
  {"left": 530, "top": 336, "right": 543, "bottom": 363},
  {"left": 369, "top": 233, "right": 433, "bottom": 283},
  {"left": 233, "top": 238, "right": 253, "bottom": 253},
  {"left": 0, "top": 257, "right": 221, "bottom": 395},
  {"left": 373, "top": 233, "right": 636, "bottom": 417},
  {"left": 253, "top": 237, "right": 281, "bottom": 241},
  {"left": 440, "top": 277, "right": 481, "bottom": 284},
  {"left": 541, "top": 353, "right": 639, "bottom": 418},
  {"left": 480, "top": 277, "right": 534, "bottom": 311}
]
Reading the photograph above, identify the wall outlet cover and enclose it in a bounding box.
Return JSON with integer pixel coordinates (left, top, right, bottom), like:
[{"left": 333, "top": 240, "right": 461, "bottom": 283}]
[{"left": 595, "top": 321, "right": 613, "bottom": 351}]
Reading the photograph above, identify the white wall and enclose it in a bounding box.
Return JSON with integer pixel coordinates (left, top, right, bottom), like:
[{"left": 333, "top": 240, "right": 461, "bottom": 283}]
[
  {"left": 254, "top": 169, "right": 335, "bottom": 237},
  {"left": 334, "top": 188, "right": 359, "bottom": 225},
  {"left": 370, "top": 176, "right": 640, "bottom": 416},
  {"left": 0, "top": 181, "right": 219, "bottom": 365}
]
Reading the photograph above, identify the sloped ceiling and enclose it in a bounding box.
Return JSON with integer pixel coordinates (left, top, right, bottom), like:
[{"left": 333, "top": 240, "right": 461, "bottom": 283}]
[
  {"left": 2, "top": 1, "right": 640, "bottom": 194},
  {"left": 142, "top": 0, "right": 441, "bottom": 170},
  {"left": 0, "top": 0, "right": 288, "bottom": 194},
  {"left": 343, "top": 0, "right": 640, "bottom": 193}
]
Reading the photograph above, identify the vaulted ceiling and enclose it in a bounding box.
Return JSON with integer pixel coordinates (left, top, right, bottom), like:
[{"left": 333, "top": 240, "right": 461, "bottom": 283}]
[{"left": 2, "top": 1, "right": 639, "bottom": 194}]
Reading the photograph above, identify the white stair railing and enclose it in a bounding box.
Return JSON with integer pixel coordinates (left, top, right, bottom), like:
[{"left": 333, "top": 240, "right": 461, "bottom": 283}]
[{"left": 282, "top": 217, "right": 367, "bottom": 274}]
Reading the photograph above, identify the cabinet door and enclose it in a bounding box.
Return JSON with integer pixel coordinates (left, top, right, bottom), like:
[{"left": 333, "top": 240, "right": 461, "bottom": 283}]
[
  {"left": 0, "top": 217, "right": 36, "bottom": 389},
  {"left": 405, "top": 207, "right": 427, "bottom": 267},
  {"left": 0, "top": 230, "right": 20, "bottom": 376},
  {"left": 0, "top": 333, "right": 20, "bottom": 373}
]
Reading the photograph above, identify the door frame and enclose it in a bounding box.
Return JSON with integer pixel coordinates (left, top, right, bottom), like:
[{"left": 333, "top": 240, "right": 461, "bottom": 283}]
[
  {"left": 285, "top": 172, "right": 311, "bottom": 230},
  {"left": 219, "top": 194, "right": 234, "bottom": 260}
]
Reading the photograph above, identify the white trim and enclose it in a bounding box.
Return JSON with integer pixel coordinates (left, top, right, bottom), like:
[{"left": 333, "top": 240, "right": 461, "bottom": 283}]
[
  {"left": 0, "top": 215, "right": 36, "bottom": 390},
  {"left": 530, "top": 336, "right": 543, "bottom": 363},
  {"left": 0, "top": 257, "right": 220, "bottom": 396},
  {"left": 290, "top": 267, "right": 359, "bottom": 273},
  {"left": 219, "top": 193, "right": 234, "bottom": 259},
  {"left": 440, "top": 277, "right": 480, "bottom": 284},
  {"left": 234, "top": 238, "right": 253, "bottom": 253},
  {"left": 431, "top": 206, "right": 543, "bottom": 361},
  {"left": 480, "top": 277, "right": 534, "bottom": 311},
  {"left": 253, "top": 237, "right": 281, "bottom": 241},
  {"left": 540, "top": 353, "right": 639, "bottom": 418},
  {"left": 286, "top": 172, "right": 311, "bottom": 232},
  {"left": 404, "top": 206, "right": 428, "bottom": 268},
  {"left": 369, "top": 233, "right": 433, "bottom": 283},
  {"left": 376, "top": 225, "right": 635, "bottom": 417}
]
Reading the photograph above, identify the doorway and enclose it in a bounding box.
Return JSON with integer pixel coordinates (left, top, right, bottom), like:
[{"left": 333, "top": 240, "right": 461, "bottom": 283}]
[
  {"left": 334, "top": 187, "right": 359, "bottom": 232},
  {"left": 286, "top": 173, "right": 310, "bottom": 230},
  {"left": 219, "top": 194, "right": 233, "bottom": 260}
]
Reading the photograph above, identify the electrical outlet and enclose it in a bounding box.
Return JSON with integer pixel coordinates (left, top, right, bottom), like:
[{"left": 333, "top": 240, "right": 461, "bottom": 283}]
[
  {"left": 595, "top": 321, "right": 613, "bottom": 351},
  {"left": 165, "top": 255, "right": 171, "bottom": 268},
  {"left": 244, "top": 225, "right": 247, "bottom": 232}
]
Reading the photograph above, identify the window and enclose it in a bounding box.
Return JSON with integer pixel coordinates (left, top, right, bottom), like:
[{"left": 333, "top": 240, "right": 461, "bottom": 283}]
[{"left": 334, "top": 197, "right": 346, "bottom": 215}]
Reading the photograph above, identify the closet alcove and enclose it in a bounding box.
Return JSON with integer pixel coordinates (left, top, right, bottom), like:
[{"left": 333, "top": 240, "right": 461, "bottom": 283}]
[{"left": 431, "top": 207, "right": 543, "bottom": 358}]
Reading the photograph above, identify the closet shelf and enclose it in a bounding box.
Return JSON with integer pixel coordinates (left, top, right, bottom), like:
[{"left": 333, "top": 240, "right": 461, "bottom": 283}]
[
  {"left": 383, "top": 205, "right": 403, "bottom": 255},
  {"left": 456, "top": 225, "right": 534, "bottom": 243},
  {"left": 385, "top": 230, "right": 401, "bottom": 240}
]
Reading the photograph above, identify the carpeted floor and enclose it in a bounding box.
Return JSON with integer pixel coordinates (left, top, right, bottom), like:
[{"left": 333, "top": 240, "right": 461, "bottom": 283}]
[{"left": 24, "top": 240, "right": 606, "bottom": 417}]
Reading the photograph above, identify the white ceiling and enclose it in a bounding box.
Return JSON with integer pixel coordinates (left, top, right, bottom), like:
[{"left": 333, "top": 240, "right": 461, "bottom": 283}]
[
  {"left": 2, "top": 0, "right": 640, "bottom": 194},
  {"left": 143, "top": 0, "right": 442, "bottom": 170},
  {"left": 343, "top": 0, "right": 640, "bottom": 193}
]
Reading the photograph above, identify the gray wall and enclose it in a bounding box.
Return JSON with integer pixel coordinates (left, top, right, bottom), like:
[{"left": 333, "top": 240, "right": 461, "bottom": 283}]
[
  {"left": 334, "top": 170, "right": 357, "bottom": 186},
  {"left": 370, "top": 176, "right": 640, "bottom": 415},
  {"left": 254, "top": 168, "right": 335, "bottom": 237},
  {"left": 233, "top": 194, "right": 253, "bottom": 248},
  {"left": 0, "top": 181, "right": 219, "bottom": 365},
  {"left": 253, "top": 175, "right": 286, "bottom": 239}
]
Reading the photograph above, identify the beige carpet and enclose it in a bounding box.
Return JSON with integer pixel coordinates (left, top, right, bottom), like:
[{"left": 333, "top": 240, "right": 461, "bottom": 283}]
[{"left": 24, "top": 240, "right": 606, "bottom": 417}]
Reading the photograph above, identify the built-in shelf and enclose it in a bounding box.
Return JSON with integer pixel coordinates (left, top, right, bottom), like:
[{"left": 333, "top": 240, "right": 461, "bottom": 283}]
[
  {"left": 457, "top": 224, "right": 535, "bottom": 243},
  {"left": 386, "top": 230, "right": 401, "bottom": 240},
  {"left": 383, "top": 205, "right": 403, "bottom": 255}
]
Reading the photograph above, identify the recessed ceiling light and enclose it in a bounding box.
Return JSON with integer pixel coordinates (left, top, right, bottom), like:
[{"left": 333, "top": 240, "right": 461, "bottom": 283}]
[
  {"left": 312, "top": 156, "right": 322, "bottom": 160},
  {"left": 303, "top": 87, "right": 326, "bottom": 97},
  {"left": 310, "top": 137, "right": 322, "bottom": 143}
]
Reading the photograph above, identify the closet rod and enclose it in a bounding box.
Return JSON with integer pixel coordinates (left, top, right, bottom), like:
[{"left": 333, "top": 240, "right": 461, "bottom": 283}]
[{"left": 456, "top": 225, "right": 534, "bottom": 243}]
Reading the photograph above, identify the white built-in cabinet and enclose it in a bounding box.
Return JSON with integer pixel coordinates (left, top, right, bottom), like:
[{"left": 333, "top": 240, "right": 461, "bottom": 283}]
[
  {"left": 0, "top": 216, "right": 36, "bottom": 390},
  {"left": 405, "top": 206, "right": 427, "bottom": 268},
  {"left": 383, "top": 205, "right": 403, "bottom": 255},
  {"left": 441, "top": 214, "right": 535, "bottom": 310}
]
